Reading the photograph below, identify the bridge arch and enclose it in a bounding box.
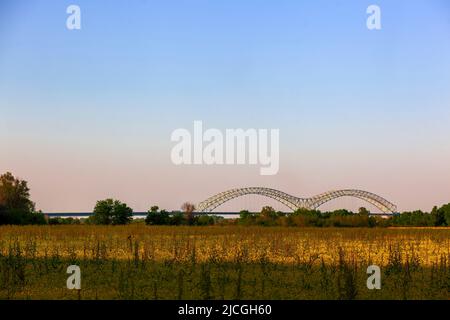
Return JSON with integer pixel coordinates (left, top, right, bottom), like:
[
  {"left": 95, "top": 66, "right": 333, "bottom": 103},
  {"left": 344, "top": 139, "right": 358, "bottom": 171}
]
[
  {"left": 305, "top": 189, "right": 397, "bottom": 214},
  {"left": 196, "top": 187, "right": 302, "bottom": 212},
  {"left": 197, "top": 187, "right": 397, "bottom": 214}
]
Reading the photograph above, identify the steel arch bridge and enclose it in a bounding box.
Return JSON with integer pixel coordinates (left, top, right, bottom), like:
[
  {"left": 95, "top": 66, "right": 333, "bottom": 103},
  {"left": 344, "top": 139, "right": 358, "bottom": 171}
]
[{"left": 197, "top": 187, "right": 398, "bottom": 214}]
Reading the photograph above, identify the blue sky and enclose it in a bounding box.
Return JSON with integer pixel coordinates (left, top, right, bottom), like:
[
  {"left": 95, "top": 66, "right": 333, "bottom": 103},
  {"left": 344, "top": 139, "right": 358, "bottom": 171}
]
[{"left": 1, "top": 0, "right": 450, "bottom": 212}]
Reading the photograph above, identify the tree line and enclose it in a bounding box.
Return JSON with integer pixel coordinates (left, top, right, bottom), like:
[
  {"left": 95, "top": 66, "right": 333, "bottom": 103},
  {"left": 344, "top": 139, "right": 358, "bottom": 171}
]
[
  {"left": 1, "top": 172, "right": 450, "bottom": 227},
  {"left": 236, "top": 205, "right": 450, "bottom": 227}
]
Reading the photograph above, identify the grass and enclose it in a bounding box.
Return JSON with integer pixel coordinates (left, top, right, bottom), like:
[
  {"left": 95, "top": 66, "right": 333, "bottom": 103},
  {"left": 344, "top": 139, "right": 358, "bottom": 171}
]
[{"left": 0, "top": 225, "right": 449, "bottom": 299}]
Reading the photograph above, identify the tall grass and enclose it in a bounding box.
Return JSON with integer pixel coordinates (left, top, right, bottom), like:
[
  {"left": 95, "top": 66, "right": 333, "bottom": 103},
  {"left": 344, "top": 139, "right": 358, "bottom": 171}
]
[{"left": 0, "top": 225, "right": 449, "bottom": 299}]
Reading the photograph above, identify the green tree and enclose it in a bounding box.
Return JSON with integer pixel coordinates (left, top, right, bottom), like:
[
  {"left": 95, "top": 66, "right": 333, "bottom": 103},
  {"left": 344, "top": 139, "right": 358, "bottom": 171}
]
[
  {"left": 391, "top": 210, "right": 434, "bottom": 227},
  {"left": 91, "top": 199, "right": 133, "bottom": 225},
  {"left": 194, "top": 215, "right": 221, "bottom": 226},
  {"left": 0, "top": 172, "right": 35, "bottom": 211},
  {"left": 434, "top": 204, "right": 450, "bottom": 226},
  {"left": 257, "top": 206, "right": 278, "bottom": 226},
  {"left": 330, "top": 209, "right": 353, "bottom": 216},
  {"left": 238, "top": 210, "right": 255, "bottom": 225},
  {"left": 145, "top": 206, "right": 170, "bottom": 225},
  {"left": 260, "top": 206, "right": 276, "bottom": 218},
  {"left": 293, "top": 208, "right": 322, "bottom": 217},
  {"left": 169, "top": 212, "right": 185, "bottom": 225},
  {"left": 0, "top": 172, "right": 46, "bottom": 225},
  {"left": 431, "top": 205, "right": 447, "bottom": 226},
  {"left": 358, "top": 207, "right": 370, "bottom": 215},
  {"left": 239, "top": 210, "right": 251, "bottom": 219}
]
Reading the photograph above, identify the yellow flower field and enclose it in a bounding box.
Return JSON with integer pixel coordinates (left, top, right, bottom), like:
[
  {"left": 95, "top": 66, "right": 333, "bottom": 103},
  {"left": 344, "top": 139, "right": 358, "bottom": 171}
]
[{"left": 0, "top": 225, "right": 449, "bottom": 299}]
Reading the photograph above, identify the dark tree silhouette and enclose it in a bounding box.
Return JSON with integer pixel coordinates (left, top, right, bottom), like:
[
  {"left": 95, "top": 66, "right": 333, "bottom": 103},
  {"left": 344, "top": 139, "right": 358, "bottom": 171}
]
[{"left": 0, "top": 172, "right": 45, "bottom": 225}]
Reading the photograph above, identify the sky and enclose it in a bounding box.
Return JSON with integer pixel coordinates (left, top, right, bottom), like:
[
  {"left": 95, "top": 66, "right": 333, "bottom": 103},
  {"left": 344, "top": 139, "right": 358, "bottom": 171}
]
[{"left": 1, "top": 0, "right": 450, "bottom": 213}]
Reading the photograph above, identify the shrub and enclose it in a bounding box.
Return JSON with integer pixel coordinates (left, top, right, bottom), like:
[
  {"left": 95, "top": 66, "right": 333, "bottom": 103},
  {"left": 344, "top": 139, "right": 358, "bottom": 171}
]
[
  {"left": 194, "top": 215, "right": 223, "bottom": 226},
  {"left": 169, "top": 212, "right": 185, "bottom": 225},
  {"left": 145, "top": 206, "right": 170, "bottom": 225}
]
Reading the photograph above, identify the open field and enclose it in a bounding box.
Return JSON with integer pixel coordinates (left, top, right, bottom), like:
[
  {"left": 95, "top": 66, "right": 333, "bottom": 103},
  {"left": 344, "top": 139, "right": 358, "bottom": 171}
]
[{"left": 0, "top": 225, "right": 449, "bottom": 299}]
